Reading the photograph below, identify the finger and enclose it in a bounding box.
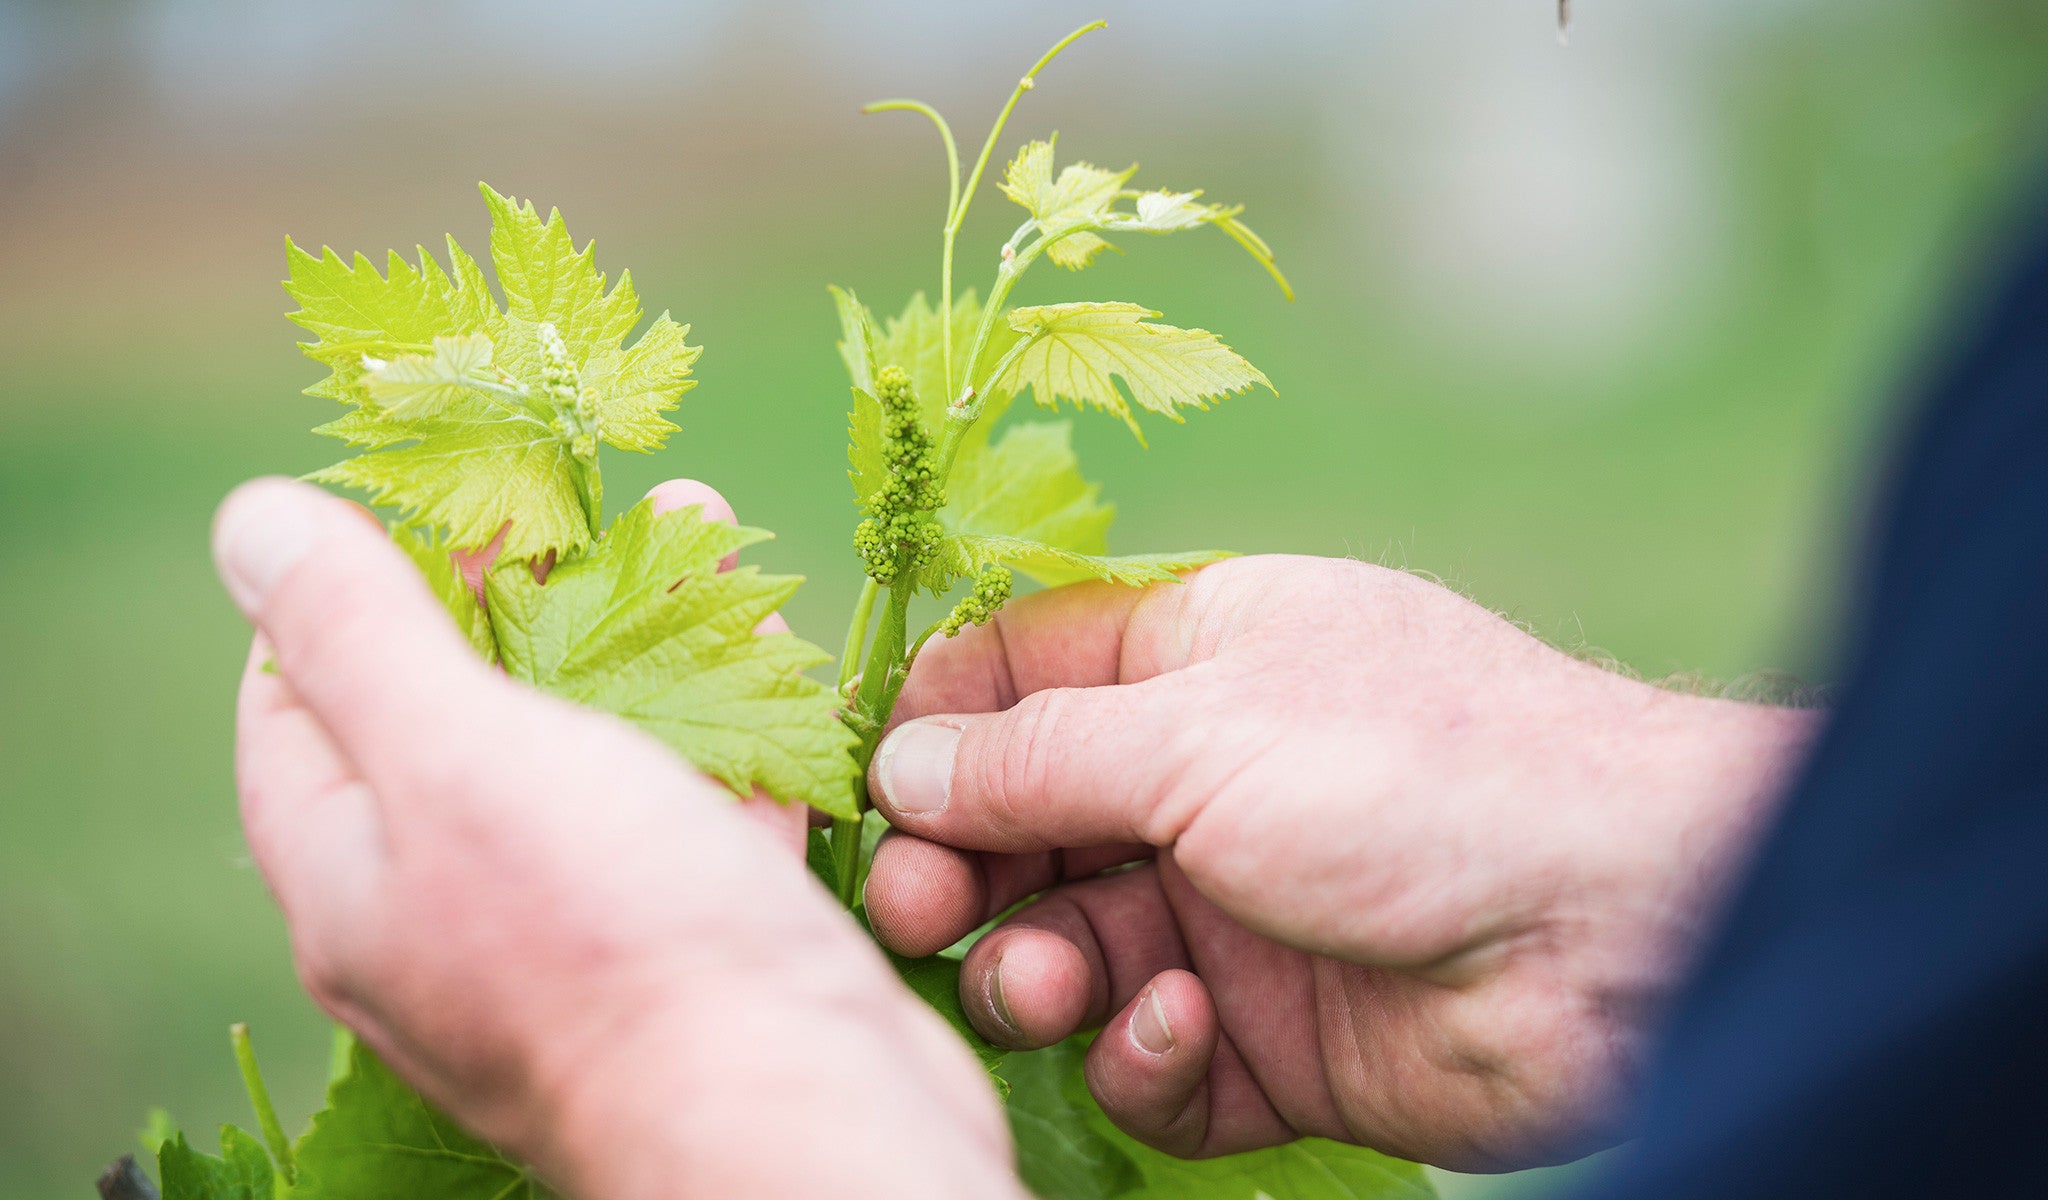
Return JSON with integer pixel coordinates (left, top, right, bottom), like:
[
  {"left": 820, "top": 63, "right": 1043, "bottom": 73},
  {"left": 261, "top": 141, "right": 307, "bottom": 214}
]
[
  {"left": 450, "top": 522, "right": 510, "bottom": 601},
  {"left": 646, "top": 478, "right": 807, "bottom": 851},
  {"left": 213, "top": 477, "right": 508, "bottom": 791},
  {"left": 1082, "top": 970, "right": 1295, "bottom": 1157},
  {"left": 956, "top": 866, "right": 1189, "bottom": 1049},
  {"left": 864, "top": 832, "right": 1149, "bottom": 958},
  {"left": 646, "top": 478, "right": 741, "bottom": 571},
  {"left": 234, "top": 636, "right": 386, "bottom": 951},
  {"left": 869, "top": 676, "right": 1202, "bottom": 854},
  {"left": 890, "top": 581, "right": 1195, "bottom": 726}
]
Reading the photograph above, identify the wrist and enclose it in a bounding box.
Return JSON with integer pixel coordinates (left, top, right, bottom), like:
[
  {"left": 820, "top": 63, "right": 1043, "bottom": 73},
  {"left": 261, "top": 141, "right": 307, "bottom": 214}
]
[{"left": 1603, "top": 682, "right": 1822, "bottom": 972}]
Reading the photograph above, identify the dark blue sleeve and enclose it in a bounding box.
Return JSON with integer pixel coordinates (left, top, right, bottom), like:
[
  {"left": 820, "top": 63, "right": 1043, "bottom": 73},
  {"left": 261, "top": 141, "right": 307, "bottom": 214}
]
[{"left": 1586, "top": 189, "right": 2048, "bottom": 1199}]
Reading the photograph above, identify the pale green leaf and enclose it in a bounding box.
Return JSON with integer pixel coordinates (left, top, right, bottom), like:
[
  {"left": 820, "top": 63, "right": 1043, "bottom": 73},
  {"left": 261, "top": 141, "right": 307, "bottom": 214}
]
[
  {"left": 480, "top": 183, "right": 640, "bottom": 362},
  {"left": 285, "top": 184, "right": 700, "bottom": 558},
  {"left": 364, "top": 333, "right": 500, "bottom": 418},
  {"left": 925, "top": 420, "right": 1231, "bottom": 591},
  {"left": 832, "top": 286, "right": 888, "bottom": 502},
  {"left": 577, "top": 313, "right": 701, "bottom": 453},
  {"left": 945, "top": 421, "right": 1110, "bottom": 556},
  {"left": 293, "top": 1043, "right": 553, "bottom": 1200},
  {"left": 486, "top": 499, "right": 859, "bottom": 816},
  {"left": 1046, "top": 229, "right": 1116, "bottom": 270},
  {"left": 831, "top": 284, "right": 878, "bottom": 396},
  {"left": 141, "top": 1107, "right": 180, "bottom": 1157},
  {"left": 1096, "top": 186, "right": 1294, "bottom": 299},
  {"left": 309, "top": 404, "right": 591, "bottom": 558},
  {"left": 1117, "top": 189, "right": 1216, "bottom": 232},
  {"left": 935, "top": 534, "right": 1231, "bottom": 591},
  {"left": 844, "top": 291, "right": 1021, "bottom": 507},
  {"left": 1000, "top": 302, "right": 1273, "bottom": 436},
  {"left": 1001, "top": 137, "right": 1134, "bottom": 232},
  {"left": 868, "top": 289, "right": 1018, "bottom": 429}
]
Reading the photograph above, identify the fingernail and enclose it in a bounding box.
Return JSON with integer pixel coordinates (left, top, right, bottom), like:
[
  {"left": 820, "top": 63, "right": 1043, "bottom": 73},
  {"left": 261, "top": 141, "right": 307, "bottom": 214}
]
[
  {"left": 214, "top": 482, "right": 319, "bottom": 617},
  {"left": 874, "top": 722, "right": 960, "bottom": 816},
  {"left": 986, "top": 953, "right": 1021, "bottom": 1039},
  {"left": 1131, "top": 987, "right": 1174, "bottom": 1055}
]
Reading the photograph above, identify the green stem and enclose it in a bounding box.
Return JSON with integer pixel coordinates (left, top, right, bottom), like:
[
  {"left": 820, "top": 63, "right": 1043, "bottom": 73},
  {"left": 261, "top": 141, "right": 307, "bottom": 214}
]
[
  {"left": 832, "top": 581, "right": 914, "bottom": 910},
  {"left": 838, "top": 577, "right": 880, "bottom": 693},
  {"left": 831, "top": 813, "right": 865, "bottom": 909},
  {"left": 581, "top": 457, "right": 604, "bottom": 539},
  {"left": 862, "top": 99, "right": 965, "bottom": 398},
  {"left": 832, "top": 23, "right": 1105, "bottom": 914},
  {"left": 231, "top": 1024, "right": 295, "bottom": 1184},
  {"left": 942, "top": 19, "right": 1106, "bottom": 400},
  {"left": 953, "top": 21, "right": 1107, "bottom": 238}
]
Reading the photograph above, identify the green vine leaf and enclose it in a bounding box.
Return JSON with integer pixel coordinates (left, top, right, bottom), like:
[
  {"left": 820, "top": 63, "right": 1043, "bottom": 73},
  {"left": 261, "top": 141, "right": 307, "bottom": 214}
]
[
  {"left": 158, "top": 1127, "right": 275, "bottom": 1200},
  {"left": 934, "top": 534, "right": 1232, "bottom": 591},
  {"left": 285, "top": 183, "right": 701, "bottom": 560},
  {"left": 1008, "top": 1037, "right": 1436, "bottom": 1200},
  {"left": 1004, "top": 1044, "right": 1142, "bottom": 1200},
  {"left": 362, "top": 333, "right": 500, "bottom": 419},
  {"left": 838, "top": 289, "right": 1021, "bottom": 505},
  {"left": 293, "top": 1043, "right": 554, "bottom": 1200},
  {"left": 998, "top": 302, "right": 1273, "bottom": 438},
  {"left": 916, "top": 419, "right": 1231, "bottom": 591},
  {"left": 485, "top": 498, "right": 860, "bottom": 816},
  {"left": 887, "top": 949, "right": 1011, "bottom": 1095},
  {"left": 1001, "top": 136, "right": 1136, "bottom": 270}
]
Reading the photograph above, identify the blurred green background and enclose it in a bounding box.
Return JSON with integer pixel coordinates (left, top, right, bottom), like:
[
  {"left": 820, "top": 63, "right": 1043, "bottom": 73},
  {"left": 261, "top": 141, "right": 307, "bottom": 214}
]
[{"left": 3, "top": 1, "right": 2046, "bottom": 1196}]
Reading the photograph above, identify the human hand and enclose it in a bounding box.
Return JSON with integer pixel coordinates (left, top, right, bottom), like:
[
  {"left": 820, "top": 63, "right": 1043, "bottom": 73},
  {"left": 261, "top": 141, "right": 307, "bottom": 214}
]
[
  {"left": 213, "top": 477, "right": 1022, "bottom": 1200},
  {"left": 861, "top": 555, "right": 1817, "bottom": 1171}
]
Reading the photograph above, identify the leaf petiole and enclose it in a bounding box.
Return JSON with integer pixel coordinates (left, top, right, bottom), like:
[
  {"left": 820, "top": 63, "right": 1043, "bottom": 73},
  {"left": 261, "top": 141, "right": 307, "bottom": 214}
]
[{"left": 230, "top": 1024, "right": 295, "bottom": 1185}]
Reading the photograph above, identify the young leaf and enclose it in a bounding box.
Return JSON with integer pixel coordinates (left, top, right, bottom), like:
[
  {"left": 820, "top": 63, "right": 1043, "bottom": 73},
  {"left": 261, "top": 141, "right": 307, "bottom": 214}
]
[
  {"left": 1102, "top": 191, "right": 1295, "bottom": 301},
  {"left": 833, "top": 286, "right": 891, "bottom": 504},
  {"left": 485, "top": 499, "right": 860, "bottom": 816},
  {"left": 480, "top": 183, "right": 641, "bottom": 363},
  {"left": 158, "top": 1127, "right": 275, "bottom": 1200},
  {"left": 310, "top": 399, "right": 593, "bottom": 561},
  {"left": 363, "top": 334, "right": 500, "bottom": 418},
  {"left": 944, "top": 421, "right": 1112, "bottom": 568},
  {"left": 934, "top": 535, "right": 1232, "bottom": 591},
  {"left": 998, "top": 302, "right": 1273, "bottom": 437},
  {"left": 287, "top": 184, "right": 701, "bottom": 559},
  {"left": 831, "top": 284, "right": 879, "bottom": 396},
  {"left": 293, "top": 1043, "right": 553, "bottom": 1200},
  {"left": 873, "top": 290, "right": 1019, "bottom": 426},
  {"left": 920, "top": 421, "right": 1232, "bottom": 591},
  {"left": 1000, "top": 137, "right": 1135, "bottom": 270},
  {"left": 843, "top": 290, "right": 1021, "bottom": 506}
]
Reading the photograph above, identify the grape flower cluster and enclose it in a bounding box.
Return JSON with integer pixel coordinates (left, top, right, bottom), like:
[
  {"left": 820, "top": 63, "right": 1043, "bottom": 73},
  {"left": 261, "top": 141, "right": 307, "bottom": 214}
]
[
  {"left": 939, "top": 566, "right": 1013, "bottom": 638},
  {"left": 854, "top": 366, "right": 945, "bottom": 584},
  {"left": 538, "top": 321, "right": 600, "bottom": 462}
]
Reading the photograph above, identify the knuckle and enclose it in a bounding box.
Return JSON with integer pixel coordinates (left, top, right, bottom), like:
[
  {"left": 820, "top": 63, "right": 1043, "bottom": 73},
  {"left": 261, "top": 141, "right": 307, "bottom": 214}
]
[{"left": 987, "top": 689, "right": 1072, "bottom": 825}]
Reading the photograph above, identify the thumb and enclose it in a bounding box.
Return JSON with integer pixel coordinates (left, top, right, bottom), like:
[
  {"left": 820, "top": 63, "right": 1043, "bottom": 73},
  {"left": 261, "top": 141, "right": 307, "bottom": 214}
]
[
  {"left": 212, "top": 477, "right": 506, "bottom": 788},
  {"left": 868, "top": 678, "right": 1197, "bottom": 852}
]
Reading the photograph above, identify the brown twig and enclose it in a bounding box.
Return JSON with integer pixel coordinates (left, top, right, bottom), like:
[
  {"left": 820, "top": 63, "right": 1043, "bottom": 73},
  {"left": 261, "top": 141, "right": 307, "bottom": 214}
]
[{"left": 96, "top": 1155, "right": 161, "bottom": 1200}]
